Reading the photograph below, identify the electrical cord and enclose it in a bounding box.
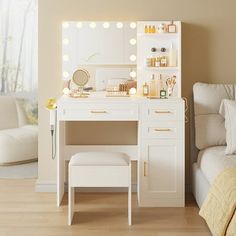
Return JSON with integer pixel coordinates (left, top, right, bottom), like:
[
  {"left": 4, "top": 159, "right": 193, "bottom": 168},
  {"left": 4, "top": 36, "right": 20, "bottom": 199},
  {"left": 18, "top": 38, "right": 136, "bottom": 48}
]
[{"left": 50, "top": 111, "right": 57, "bottom": 160}]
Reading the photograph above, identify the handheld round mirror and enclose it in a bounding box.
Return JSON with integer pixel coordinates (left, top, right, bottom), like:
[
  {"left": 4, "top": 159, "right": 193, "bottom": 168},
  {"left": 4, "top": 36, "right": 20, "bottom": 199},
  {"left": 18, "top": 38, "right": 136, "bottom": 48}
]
[
  {"left": 71, "top": 69, "right": 90, "bottom": 98},
  {"left": 72, "top": 69, "right": 89, "bottom": 87}
]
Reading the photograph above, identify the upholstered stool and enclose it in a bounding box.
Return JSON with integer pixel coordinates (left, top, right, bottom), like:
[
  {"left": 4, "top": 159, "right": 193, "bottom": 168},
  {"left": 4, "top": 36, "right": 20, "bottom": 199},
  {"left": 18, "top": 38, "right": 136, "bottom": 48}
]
[{"left": 68, "top": 152, "right": 132, "bottom": 225}]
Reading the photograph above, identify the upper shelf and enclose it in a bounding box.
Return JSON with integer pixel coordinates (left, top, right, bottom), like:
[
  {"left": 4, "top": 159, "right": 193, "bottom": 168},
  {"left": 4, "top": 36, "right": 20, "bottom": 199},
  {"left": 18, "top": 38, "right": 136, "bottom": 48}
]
[{"left": 138, "top": 33, "right": 179, "bottom": 37}]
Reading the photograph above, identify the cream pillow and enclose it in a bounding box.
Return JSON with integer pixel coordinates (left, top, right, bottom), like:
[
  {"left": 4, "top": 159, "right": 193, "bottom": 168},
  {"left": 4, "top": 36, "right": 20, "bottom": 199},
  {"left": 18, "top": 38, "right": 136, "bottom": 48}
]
[{"left": 219, "top": 99, "right": 236, "bottom": 155}]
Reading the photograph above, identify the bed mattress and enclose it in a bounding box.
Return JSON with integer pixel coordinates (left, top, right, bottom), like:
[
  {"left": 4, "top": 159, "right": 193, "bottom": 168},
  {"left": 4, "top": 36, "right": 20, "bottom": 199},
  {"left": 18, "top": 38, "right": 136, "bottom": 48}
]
[{"left": 197, "top": 146, "right": 236, "bottom": 184}]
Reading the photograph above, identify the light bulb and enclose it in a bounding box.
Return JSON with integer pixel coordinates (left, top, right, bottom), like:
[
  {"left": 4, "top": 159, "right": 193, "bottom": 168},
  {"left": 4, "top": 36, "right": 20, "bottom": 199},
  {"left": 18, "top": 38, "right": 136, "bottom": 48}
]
[
  {"left": 89, "top": 22, "right": 96, "bottom": 28},
  {"left": 76, "top": 22, "right": 83, "bottom": 28},
  {"left": 129, "top": 38, "right": 136, "bottom": 45},
  {"left": 116, "top": 22, "right": 123, "bottom": 29},
  {"left": 130, "top": 22, "right": 136, "bottom": 29},
  {"left": 62, "top": 22, "right": 69, "bottom": 28},
  {"left": 129, "top": 87, "right": 137, "bottom": 95},
  {"left": 129, "top": 55, "right": 136, "bottom": 62},
  {"left": 129, "top": 71, "right": 136, "bottom": 78},
  {"left": 63, "top": 71, "right": 69, "bottom": 79},
  {"left": 63, "top": 55, "right": 69, "bottom": 61},
  {"left": 103, "top": 22, "right": 110, "bottom": 29},
  {"left": 63, "top": 87, "right": 71, "bottom": 95}
]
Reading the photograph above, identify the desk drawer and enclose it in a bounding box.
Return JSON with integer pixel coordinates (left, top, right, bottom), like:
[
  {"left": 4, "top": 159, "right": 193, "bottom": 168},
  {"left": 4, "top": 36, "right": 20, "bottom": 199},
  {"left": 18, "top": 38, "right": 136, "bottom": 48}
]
[
  {"left": 58, "top": 103, "right": 138, "bottom": 121},
  {"left": 142, "top": 102, "right": 184, "bottom": 122},
  {"left": 142, "top": 122, "right": 183, "bottom": 139}
]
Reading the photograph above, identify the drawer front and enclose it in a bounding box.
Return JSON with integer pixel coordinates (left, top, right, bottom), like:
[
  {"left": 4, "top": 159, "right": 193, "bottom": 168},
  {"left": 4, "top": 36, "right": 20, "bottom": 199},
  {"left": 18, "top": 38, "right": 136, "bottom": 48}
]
[
  {"left": 142, "top": 102, "right": 184, "bottom": 122},
  {"left": 58, "top": 103, "right": 138, "bottom": 121},
  {"left": 142, "top": 121, "right": 184, "bottom": 139}
]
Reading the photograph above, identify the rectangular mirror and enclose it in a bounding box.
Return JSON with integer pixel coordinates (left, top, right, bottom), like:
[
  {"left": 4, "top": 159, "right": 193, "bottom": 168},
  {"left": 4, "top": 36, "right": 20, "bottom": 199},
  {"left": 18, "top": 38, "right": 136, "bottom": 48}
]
[{"left": 62, "top": 21, "right": 137, "bottom": 80}]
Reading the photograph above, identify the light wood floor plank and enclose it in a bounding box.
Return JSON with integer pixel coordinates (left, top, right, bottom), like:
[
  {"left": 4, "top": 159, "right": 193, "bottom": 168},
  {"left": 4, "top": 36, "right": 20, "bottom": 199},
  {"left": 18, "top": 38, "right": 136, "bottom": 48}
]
[{"left": 0, "top": 179, "right": 211, "bottom": 236}]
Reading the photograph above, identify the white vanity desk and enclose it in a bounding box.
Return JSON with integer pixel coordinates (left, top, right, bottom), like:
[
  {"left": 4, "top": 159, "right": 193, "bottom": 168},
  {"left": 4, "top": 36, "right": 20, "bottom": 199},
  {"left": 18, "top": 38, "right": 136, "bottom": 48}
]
[{"left": 56, "top": 92, "right": 185, "bottom": 207}]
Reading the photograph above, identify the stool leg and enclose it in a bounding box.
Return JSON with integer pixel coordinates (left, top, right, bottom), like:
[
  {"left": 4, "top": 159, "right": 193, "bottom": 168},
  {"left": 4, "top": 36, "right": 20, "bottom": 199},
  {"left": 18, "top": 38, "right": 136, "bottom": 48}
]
[
  {"left": 68, "top": 185, "right": 74, "bottom": 225},
  {"left": 128, "top": 164, "right": 132, "bottom": 226}
]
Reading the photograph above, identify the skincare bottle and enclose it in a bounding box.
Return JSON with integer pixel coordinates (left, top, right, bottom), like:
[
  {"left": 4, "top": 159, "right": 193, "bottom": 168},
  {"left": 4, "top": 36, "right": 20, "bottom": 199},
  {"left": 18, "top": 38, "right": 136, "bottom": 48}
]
[
  {"left": 144, "top": 25, "right": 148, "bottom": 33},
  {"left": 143, "top": 82, "right": 149, "bottom": 96},
  {"left": 152, "top": 25, "right": 156, "bottom": 33},
  {"left": 150, "top": 74, "right": 157, "bottom": 97},
  {"left": 168, "top": 21, "right": 176, "bottom": 33},
  {"left": 159, "top": 74, "right": 167, "bottom": 98},
  {"left": 169, "top": 43, "right": 177, "bottom": 67},
  {"left": 150, "top": 47, "right": 157, "bottom": 67}
]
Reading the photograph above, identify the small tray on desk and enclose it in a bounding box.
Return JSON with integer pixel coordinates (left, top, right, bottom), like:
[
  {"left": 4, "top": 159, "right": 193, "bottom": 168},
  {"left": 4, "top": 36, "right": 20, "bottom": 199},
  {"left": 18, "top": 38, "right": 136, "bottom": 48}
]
[{"left": 106, "top": 91, "right": 130, "bottom": 97}]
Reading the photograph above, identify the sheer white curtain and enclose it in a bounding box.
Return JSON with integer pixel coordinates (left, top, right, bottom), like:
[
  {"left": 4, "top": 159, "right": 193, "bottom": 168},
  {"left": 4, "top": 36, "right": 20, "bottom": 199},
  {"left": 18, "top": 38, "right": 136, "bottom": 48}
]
[{"left": 0, "top": 0, "right": 37, "bottom": 97}]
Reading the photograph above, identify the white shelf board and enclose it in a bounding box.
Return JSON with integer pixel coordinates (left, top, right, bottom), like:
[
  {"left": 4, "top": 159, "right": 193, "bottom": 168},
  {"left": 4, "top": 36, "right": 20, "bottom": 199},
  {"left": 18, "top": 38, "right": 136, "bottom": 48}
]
[
  {"left": 139, "top": 66, "right": 179, "bottom": 71},
  {"left": 138, "top": 33, "right": 179, "bottom": 37}
]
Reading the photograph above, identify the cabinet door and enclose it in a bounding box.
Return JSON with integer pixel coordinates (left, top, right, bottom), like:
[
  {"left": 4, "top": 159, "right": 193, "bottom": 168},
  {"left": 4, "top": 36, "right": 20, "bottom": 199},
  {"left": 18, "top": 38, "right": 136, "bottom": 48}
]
[{"left": 139, "top": 139, "right": 184, "bottom": 207}]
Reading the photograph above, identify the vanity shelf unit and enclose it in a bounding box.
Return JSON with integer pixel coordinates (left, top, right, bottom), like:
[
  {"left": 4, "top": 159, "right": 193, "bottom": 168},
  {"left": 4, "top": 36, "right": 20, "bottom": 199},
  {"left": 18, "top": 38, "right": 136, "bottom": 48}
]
[
  {"left": 137, "top": 21, "right": 185, "bottom": 207},
  {"left": 56, "top": 21, "right": 185, "bottom": 209}
]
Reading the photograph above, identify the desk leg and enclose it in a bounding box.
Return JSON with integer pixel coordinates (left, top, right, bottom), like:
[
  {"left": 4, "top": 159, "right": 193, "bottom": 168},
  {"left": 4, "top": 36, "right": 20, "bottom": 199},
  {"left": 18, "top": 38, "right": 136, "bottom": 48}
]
[{"left": 57, "top": 120, "right": 65, "bottom": 206}]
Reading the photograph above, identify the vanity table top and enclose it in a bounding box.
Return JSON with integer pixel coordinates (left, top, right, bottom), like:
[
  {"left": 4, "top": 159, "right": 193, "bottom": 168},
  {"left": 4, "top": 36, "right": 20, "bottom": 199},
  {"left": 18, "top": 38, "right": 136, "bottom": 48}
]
[{"left": 57, "top": 92, "right": 183, "bottom": 106}]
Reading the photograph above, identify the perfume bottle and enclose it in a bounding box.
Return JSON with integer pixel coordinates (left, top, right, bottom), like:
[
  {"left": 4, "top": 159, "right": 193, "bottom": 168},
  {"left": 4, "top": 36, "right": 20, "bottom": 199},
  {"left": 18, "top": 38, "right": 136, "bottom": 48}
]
[
  {"left": 169, "top": 43, "right": 177, "bottom": 67},
  {"left": 150, "top": 47, "right": 157, "bottom": 67},
  {"left": 143, "top": 82, "right": 149, "bottom": 96},
  {"left": 160, "top": 56, "right": 168, "bottom": 67},
  {"left": 168, "top": 21, "right": 176, "bottom": 33},
  {"left": 149, "top": 74, "right": 157, "bottom": 97}
]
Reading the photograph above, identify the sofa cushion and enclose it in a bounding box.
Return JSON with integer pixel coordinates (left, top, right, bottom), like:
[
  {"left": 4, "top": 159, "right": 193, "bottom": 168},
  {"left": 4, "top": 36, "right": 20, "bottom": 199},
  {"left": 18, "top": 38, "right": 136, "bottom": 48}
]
[
  {"left": 0, "top": 125, "right": 38, "bottom": 164},
  {"left": 193, "top": 83, "right": 236, "bottom": 149},
  {"left": 0, "top": 96, "right": 19, "bottom": 130}
]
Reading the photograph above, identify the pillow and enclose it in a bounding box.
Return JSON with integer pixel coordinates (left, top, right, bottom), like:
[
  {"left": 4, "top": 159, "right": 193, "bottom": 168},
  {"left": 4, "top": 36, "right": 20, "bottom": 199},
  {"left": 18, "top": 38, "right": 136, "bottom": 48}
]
[{"left": 219, "top": 99, "right": 236, "bottom": 155}]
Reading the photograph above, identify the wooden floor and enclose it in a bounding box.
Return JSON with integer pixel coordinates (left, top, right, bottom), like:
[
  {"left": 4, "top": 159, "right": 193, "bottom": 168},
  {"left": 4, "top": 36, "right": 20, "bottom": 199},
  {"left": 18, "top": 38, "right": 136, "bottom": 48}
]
[{"left": 0, "top": 179, "right": 211, "bottom": 236}]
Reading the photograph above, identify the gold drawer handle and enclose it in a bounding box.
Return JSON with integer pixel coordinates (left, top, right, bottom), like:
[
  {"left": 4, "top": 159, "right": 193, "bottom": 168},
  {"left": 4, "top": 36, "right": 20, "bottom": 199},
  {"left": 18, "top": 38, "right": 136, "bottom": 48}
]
[
  {"left": 154, "top": 128, "right": 172, "bottom": 132},
  {"left": 144, "top": 161, "right": 148, "bottom": 177},
  {"left": 90, "top": 110, "right": 107, "bottom": 114},
  {"left": 155, "top": 110, "right": 171, "bottom": 114}
]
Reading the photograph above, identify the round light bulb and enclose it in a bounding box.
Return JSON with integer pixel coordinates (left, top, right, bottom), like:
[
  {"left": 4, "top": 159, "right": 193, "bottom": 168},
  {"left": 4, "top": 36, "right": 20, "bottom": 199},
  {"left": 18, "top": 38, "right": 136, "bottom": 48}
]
[
  {"left": 89, "top": 22, "right": 96, "bottom": 28},
  {"left": 103, "top": 22, "right": 110, "bottom": 29},
  {"left": 129, "top": 55, "right": 136, "bottom": 62},
  {"left": 63, "top": 87, "right": 71, "bottom": 95},
  {"left": 63, "top": 38, "right": 69, "bottom": 45},
  {"left": 129, "top": 38, "right": 136, "bottom": 45},
  {"left": 130, "top": 22, "right": 136, "bottom": 29},
  {"left": 63, "top": 55, "right": 69, "bottom": 61},
  {"left": 129, "top": 87, "right": 137, "bottom": 95},
  {"left": 63, "top": 71, "right": 69, "bottom": 79},
  {"left": 62, "top": 22, "right": 69, "bottom": 28},
  {"left": 129, "top": 71, "right": 136, "bottom": 78},
  {"left": 76, "top": 22, "right": 83, "bottom": 28},
  {"left": 116, "top": 22, "right": 123, "bottom": 29}
]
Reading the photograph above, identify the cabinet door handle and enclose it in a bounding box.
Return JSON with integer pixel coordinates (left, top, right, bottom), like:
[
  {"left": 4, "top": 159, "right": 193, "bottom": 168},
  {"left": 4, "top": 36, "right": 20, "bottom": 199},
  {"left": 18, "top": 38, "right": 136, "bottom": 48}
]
[
  {"left": 90, "top": 110, "right": 107, "bottom": 114},
  {"left": 154, "top": 128, "right": 171, "bottom": 132},
  {"left": 144, "top": 161, "right": 148, "bottom": 177},
  {"left": 154, "top": 110, "right": 171, "bottom": 114}
]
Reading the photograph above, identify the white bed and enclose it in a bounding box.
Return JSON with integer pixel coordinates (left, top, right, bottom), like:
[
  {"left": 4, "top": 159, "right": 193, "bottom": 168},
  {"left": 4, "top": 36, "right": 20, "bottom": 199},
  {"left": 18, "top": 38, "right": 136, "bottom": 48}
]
[{"left": 191, "top": 83, "right": 236, "bottom": 207}]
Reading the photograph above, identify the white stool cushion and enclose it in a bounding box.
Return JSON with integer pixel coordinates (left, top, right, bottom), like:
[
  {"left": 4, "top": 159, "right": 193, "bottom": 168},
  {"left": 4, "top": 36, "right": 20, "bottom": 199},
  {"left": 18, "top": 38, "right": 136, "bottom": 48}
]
[{"left": 70, "top": 152, "right": 130, "bottom": 166}]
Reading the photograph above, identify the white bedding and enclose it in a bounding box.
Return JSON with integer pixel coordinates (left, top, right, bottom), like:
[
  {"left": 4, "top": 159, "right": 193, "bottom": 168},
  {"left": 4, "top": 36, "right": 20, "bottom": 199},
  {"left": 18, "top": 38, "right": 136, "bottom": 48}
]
[{"left": 197, "top": 146, "right": 236, "bottom": 184}]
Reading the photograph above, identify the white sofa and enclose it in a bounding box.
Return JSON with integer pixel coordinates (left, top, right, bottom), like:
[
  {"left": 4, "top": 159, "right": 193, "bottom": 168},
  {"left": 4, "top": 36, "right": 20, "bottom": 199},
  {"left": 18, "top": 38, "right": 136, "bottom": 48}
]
[
  {"left": 0, "top": 96, "right": 38, "bottom": 165},
  {"left": 191, "top": 83, "right": 236, "bottom": 207}
]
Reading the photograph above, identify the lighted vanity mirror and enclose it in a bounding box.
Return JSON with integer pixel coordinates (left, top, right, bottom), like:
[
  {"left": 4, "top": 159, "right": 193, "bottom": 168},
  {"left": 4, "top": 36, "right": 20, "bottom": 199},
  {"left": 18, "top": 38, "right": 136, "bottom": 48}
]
[{"left": 62, "top": 21, "right": 137, "bottom": 80}]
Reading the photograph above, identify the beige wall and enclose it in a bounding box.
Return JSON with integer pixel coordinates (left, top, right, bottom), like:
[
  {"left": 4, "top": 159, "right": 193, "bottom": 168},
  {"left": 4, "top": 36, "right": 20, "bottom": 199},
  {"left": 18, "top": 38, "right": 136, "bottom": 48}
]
[{"left": 38, "top": 0, "right": 236, "bottom": 185}]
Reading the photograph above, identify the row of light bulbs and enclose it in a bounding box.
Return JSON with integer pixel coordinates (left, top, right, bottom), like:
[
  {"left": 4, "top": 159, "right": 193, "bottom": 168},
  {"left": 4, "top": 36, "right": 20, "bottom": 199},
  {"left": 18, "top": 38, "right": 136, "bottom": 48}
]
[
  {"left": 63, "top": 70, "right": 137, "bottom": 80},
  {"left": 63, "top": 22, "right": 137, "bottom": 29}
]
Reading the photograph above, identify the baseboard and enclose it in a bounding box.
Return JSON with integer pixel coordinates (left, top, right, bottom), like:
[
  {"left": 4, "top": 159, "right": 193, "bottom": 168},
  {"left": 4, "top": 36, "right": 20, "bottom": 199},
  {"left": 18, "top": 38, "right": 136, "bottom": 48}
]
[{"left": 35, "top": 181, "right": 137, "bottom": 193}]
